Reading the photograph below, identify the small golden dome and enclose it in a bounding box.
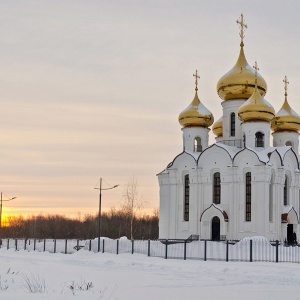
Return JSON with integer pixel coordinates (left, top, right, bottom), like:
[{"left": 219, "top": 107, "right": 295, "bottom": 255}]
[
  {"left": 217, "top": 43, "right": 267, "bottom": 101},
  {"left": 238, "top": 85, "right": 275, "bottom": 123},
  {"left": 212, "top": 116, "right": 223, "bottom": 137},
  {"left": 272, "top": 77, "right": 300, "bottom": 132},
  {"left": 178, "top": 91, "right": 214, "bottom": 128}
]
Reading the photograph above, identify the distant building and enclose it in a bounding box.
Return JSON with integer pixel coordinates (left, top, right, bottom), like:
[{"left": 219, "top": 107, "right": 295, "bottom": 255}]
[{"left": 157, "top": 15, "right": 300, "bottom": 242}]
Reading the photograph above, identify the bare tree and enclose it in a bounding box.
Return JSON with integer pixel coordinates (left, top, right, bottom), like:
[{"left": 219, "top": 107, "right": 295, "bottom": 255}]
[{"left": 121, "top": 176, "right": 144, "bottom": 240}]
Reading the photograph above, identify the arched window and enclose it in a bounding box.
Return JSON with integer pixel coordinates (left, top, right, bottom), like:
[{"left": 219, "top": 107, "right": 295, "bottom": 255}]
[
  {"left": 184, "top": 174, "right": 190, "bottom": 221},
  {"left": 194, "top": 137, "right": 202, "bottom": 152},
  {"left": 269, "top": 175, "right": 273, "bottom": 222},
  {"left": 230, "top": 113, "right": 235, "bottom": 137},
  {"left": 284, "top": 175, "right": 288, "bottom": 206},
  {"left": 213, "top": 172, "right": 221, "bottom": 204},
  {"left": 245, "top": 172, "right": 251, "bottom": 221},
  {"left": 255, "top": 132, "right": 264, "bottom": 147},
  {"left": 243, "top": 133, "right": 246, "bottom": 147},
  {"left": 286, "top": 141, "right": 293, "bottom": 147}
]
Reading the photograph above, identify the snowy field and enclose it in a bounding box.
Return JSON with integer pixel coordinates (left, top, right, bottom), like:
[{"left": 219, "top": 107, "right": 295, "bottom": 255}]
[{"left": 0, "top": 247, "right": 299, "bottom": 300}]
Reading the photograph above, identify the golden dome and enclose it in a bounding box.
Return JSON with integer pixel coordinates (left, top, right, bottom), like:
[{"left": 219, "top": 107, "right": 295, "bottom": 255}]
[
  {"left": 272, "top": 77, "right": 300, "bottom": 132},
  {"left": 178, "top": 91, "right": 214, "bottom": 128},
  {"left": 212, "top": 116, "right": 223, "bottom": 137},
  {"left": 238, "top": 84, "right": 275, "bottom": 123},
  {"left": 217, "top": 43, "right": 267, "bottom": 101}
]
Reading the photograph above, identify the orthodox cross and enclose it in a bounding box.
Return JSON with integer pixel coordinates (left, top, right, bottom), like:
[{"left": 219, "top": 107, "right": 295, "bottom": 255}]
[
  {"left": 253, "top": 61, "right": 259, "bottom": 84},
  {"left": 283, "top": 75, "right": 289, "bottom": 97},
  {"left": 236, "top": 13, "right": 247, "bottom": 43},
  {"left": 193, "top": 70, "right": 200, "bottom": 91}
]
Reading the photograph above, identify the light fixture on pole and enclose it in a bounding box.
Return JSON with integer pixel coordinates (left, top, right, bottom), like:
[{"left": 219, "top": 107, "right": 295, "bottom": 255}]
[
  {"left": 0, "top": 193, "right": 17, "bottom": 228},
  {"left": 94, "top": 178, "right": 119, "bottom": 252}
]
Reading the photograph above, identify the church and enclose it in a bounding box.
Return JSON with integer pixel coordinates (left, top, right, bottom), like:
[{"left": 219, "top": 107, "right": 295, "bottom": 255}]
[{"left": 157, "top": 14, "right": 300, "bottom": 242}]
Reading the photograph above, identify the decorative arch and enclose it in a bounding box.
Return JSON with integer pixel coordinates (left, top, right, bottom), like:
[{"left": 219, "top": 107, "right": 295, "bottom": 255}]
[
  {"left": 281, "top": 207, "right": 299, "bottom": 224},
  {"left": 200, "top": 204, "right": 228, "bottom": 240},
  {"left": 200, "top": 204, "right": 228, "bottom": 222}
]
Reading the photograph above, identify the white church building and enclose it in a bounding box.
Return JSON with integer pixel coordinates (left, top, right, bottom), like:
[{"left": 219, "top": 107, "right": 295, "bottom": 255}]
[{"left": 157, "top": 15, "right": 300, "bottom": 242}]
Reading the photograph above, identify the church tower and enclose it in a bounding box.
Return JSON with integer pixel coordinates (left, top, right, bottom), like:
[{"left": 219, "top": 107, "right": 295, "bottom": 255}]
[
  {"left": 215, "top": 14, "right": 267, "bottom": 147},
  {"left": 238, "top": 62, "right": 275, "bottom": 149},
  {"left": 272, "top": 76, "right": 300, "bottom": 154},
  {"left": 178, "top": 70, "right": 214, "bottom": 153}
]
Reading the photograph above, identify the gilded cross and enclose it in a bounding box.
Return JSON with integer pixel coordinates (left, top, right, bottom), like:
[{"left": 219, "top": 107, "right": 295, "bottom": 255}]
[
  {"left": 193, "top": 70, "right": 200, "bottom": 91},
  {"left": 253, "top": 61, "right": 259, "bottom": 82},
  {"left": 236, "top": 13, "right": 247, "bottom": 43},
  {"left": 283, "top": 75, "right": 289, "bottom": 97}
]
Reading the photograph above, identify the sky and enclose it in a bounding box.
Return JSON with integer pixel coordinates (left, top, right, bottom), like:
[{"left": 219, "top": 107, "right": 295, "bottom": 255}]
[{"left": 1, "top": 0, "right": 300, "bottom": 218}]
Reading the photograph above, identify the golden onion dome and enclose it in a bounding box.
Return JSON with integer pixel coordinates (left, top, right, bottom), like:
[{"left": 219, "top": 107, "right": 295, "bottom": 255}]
[
  {"left": 238, "top": 84, "right": 274, "bottom": 123},
  {"left": 271, "top": 77, "right": 300, "bottom": 132},
  {"left": 216, "top": 43, "right": 267, "bottom": 101},
  {"left": 212, "top": 116, "right": 223, "bottom": 137},
  {"left": 178, "top": 90, "right": 214, "bottom": 128}
]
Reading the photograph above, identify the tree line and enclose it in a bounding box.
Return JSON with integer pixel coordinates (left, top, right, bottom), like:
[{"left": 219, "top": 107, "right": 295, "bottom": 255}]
[{"left": 0, "top": 208, "right": 159, "bottom": 240}]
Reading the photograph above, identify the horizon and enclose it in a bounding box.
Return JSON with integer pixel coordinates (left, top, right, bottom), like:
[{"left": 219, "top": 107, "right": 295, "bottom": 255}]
[{"left": 1, "top": 1, "right": 300, "bottom": 217}]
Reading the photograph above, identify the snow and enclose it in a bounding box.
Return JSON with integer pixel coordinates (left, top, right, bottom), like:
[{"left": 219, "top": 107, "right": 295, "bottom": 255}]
[{"left": 0, "top": 242, "right": 300, "bottom": 299}]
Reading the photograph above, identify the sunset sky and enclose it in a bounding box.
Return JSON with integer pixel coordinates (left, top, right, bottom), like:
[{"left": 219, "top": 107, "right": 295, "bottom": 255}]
[{"left": 1, "top": 1, "right": 300, "bottom": 218}]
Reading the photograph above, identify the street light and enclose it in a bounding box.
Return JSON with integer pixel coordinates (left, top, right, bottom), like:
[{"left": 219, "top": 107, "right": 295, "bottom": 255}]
[
  {"left": 0, "top": 192, "right": 17, "bottom": 228},
  {"left": 94, "top": 178, "right": 119, "bottom": 252}
]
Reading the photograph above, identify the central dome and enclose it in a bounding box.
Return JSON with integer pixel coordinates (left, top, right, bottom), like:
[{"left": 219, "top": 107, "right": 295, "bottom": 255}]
[{"left": 217, "top": 43, "right": 267, "bottom": 101}]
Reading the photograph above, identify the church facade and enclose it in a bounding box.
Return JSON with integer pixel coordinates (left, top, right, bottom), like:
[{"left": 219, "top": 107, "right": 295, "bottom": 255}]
[{"left": 157, "top": 15, "right": 300, "bottom": 242}]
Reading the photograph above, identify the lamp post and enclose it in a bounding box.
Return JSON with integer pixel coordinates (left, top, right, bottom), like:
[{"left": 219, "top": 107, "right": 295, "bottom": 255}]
[
  {"left": 94, "top": 178, "right": 119, "bottom": 252},
  {"left": 0, "top": 193, "right": 17, "bottom": 228}
]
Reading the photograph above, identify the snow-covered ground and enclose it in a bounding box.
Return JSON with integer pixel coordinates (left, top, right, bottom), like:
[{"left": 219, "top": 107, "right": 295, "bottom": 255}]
[{"left": 0, "top": 247, "right": 299, "bottom": 300}]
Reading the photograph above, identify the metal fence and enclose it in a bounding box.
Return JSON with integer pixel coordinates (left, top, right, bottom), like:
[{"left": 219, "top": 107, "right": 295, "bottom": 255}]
[{"left": 1, "top": 238, "right": 300, "bottom": 263}]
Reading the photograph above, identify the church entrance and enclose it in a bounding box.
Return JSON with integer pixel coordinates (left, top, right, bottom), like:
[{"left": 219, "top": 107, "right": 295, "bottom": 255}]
[
  {"left": 287, "top": 224, "right": 294, "bottom": 245},
  {"left": 211, "top": 216, "right": 220, "bottom": 241}
]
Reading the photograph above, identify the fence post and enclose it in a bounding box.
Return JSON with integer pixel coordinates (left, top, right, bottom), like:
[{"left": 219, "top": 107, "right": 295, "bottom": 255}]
[
  {"left": 226, "top": 240, "right": 229, "bottom": 262},
  {"left": 89, "top": 240, "right": 91, "bottom": 252},
  {"left": 250, "top": 240, "right": 253, "bottom": 262},
  {"left": 165, "top": 240, "right": 168, "bottom": 259},
  {"left": 131, "top": 240, "right": 134, "bottom": 254},
  {"left": 276, "top": 240, "right": 279, "bottom": 263},
  {"left": 24, "top": 239, "right": 27, "bottom": 250},
  {"left": 43, "top": 239, "right": 46, "bottom": 252},
  {"left": 77, "top": 240, "right": 79, "bottom": 250},
  {"left": 102, "top": 239, "right": 105, "bottom": 253},
  {"left": 15, "top": 239, "right": 17, "bottom": 251},
  {"left": 7, "top": 239, "right": 9, "bottom": 250},
  {"left": 148, "top": 240, "right": 150, "bottom": 257},
  {"left": 65, "top": 239, "right": 68, "bottom": 254},
  {"left": 184, "top": 240, "right": 187, "bottom": 260},
  {"left": 116, "top": 240, "right": 119, "bottom": 255},
  {"left": 204, "top": 240, "right": 207, "bottom": 261},
  {"left": 54, "top": 239, "right": 56, "bottom": 253},
  {"left": 34, "top": 239, "right": 36, "bottom": 251}
]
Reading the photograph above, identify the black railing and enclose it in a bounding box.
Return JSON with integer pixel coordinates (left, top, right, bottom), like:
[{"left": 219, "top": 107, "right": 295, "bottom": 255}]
[{"left": 1, "top": 238, "right": 300, "bottom": 264}]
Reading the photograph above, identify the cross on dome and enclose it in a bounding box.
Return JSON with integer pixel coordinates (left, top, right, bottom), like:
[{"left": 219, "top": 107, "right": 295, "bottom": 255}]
[
  {"left": 193, "top": 70, "right": 200, "bottom": 92},
  {"left": 236, "top": 13, "right": 247, "bottom": 45},
  {"left": 283, "top": 75, "right": 289, "bottom": 97},
  {"left": 253, "top": 61, "right": 259, "bottom": 84}
]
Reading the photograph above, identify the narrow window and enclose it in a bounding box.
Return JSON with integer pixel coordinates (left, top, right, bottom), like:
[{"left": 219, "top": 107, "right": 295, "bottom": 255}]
[
  {"left": 184, "top": 174, "right": 190, "bottom": 221},
  {"left": 230, "top": 113, "right": 235, "bottom": 137},
  {"left": 213, "top": 172, "right": 221, "bottom": 204},
  {"left": 245, "top": 172, "right": 251, "bottom": 221},
  {"left": 269, "top": 175, "right": 273, "bottom": 222},
  {"left": 194, "top": 137, "right": 202, "bottom": 152},
  {"left": 255, "top": 132, "right": 264, "bottom": 147},
  {"left": 284, "top": 175, "right": 288, "bottom": 206},
  {"left": 243, "top": 133, "right": 246, "bottom": 147}
]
